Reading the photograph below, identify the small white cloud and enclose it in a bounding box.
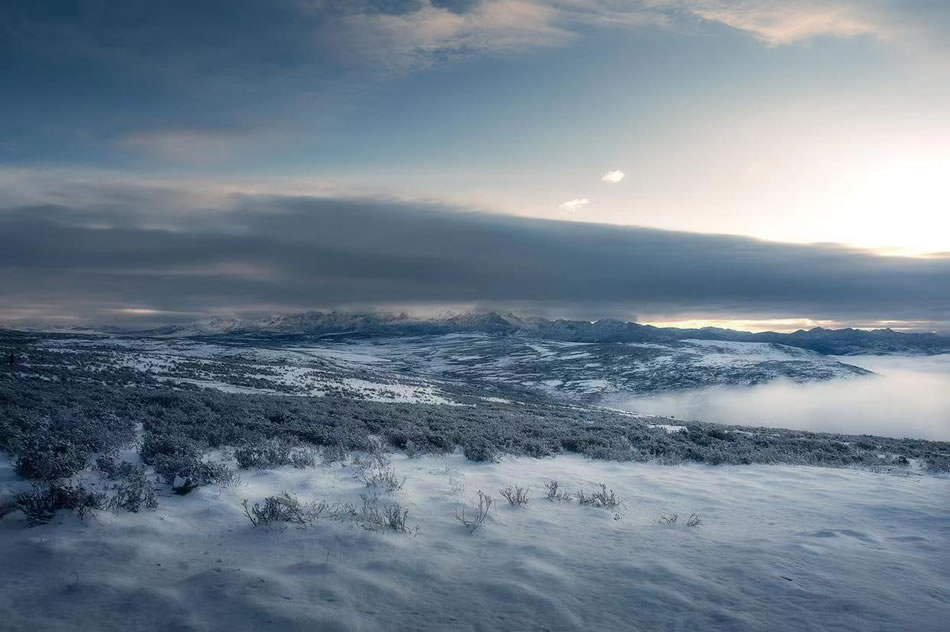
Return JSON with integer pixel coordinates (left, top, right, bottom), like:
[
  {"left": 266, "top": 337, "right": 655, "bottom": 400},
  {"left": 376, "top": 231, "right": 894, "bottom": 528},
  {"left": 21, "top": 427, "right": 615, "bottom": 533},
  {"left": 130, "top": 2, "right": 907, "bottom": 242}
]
[
  {"left": 601, "top": 170, "right": 625, "bottom": 183},
  {"left": 560, "top": 198, "right": 590, "bottom": 211}
]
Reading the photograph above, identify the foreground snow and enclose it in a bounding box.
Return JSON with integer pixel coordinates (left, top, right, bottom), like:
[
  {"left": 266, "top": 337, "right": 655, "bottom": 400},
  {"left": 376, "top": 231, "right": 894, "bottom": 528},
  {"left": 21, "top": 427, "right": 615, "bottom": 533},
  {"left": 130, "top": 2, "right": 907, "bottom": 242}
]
[{"left": 1, "top": 454, "right": 948, "bottom": 631}]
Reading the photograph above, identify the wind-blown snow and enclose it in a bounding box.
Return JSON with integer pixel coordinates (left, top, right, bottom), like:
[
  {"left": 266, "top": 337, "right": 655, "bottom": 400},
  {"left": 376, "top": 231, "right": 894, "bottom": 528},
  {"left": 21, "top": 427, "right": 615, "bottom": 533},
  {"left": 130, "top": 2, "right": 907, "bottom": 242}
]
[{"left": 1, "top": 453, "right": 947, "bottom": 631}]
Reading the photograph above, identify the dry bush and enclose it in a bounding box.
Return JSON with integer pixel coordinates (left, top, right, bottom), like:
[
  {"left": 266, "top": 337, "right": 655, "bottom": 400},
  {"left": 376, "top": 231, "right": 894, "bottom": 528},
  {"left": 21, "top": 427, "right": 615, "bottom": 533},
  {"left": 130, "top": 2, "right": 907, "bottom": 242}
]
[
  {"left": 289, "top": 447, "right": 317, "bottom": 469},
  {"left": 658, "top": 512, "right": 702, "bottom": 527},
  {"left": 360, "top": 466, "right": 405, "bottom": 493},
  {"left": 456, "top": 490, "right": 493, "bottom": 532},
  {"left": 242, "top": 492, "right": 309, "bottom": 528},
  {"left": 499, "top": 484, "right": 529, "bottom": 506},
  {"left": 108, "top": 463, "right": 159, "bottom": 512},
  {"left": 577, "top": 483, "right": 625, "bottom": 520},
  {"left": 576, "top": 483, "right": 621, "bottom": 510},
  {"left": 357, "top": 494, "right": 418, "bottom": 535},
  {"left": 544, "top": 480, "right": 571, "bottom": 502},
  {"left": 321, "top": 444, "right": 349, "bottom": 466},
  {"left": 16, "top": 483, "right": 105, "bottom": 526},
  {"left": 234, "top": 439, "right": 291, "bottom": 469}
]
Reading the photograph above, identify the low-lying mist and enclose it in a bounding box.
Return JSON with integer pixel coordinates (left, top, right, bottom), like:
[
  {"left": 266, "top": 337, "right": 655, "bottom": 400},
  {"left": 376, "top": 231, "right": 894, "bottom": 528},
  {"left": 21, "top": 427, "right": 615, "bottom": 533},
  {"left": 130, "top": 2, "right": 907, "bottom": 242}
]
[{"left": 614, "top": 355, "right": 950, "bottom": 441}]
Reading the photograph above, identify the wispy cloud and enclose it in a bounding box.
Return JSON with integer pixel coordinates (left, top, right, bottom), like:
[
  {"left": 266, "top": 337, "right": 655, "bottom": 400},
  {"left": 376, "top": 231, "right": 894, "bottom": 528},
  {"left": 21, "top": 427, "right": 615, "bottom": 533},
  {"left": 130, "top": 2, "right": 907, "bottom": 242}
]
[
  {"left": 118, "top": 130, "right": 261, "bottom": 164},
  {"left": 601, "top": 170, "right": 625, "bottom": 183},
  {"left": 321, "top": 1, "right": 574, "bottom": 72},
  {"left": 560, "top": 197, "right": 590, "bottom": 211},
  {"left": 667, "top": 0, "right": 882, "bottom": 45}
]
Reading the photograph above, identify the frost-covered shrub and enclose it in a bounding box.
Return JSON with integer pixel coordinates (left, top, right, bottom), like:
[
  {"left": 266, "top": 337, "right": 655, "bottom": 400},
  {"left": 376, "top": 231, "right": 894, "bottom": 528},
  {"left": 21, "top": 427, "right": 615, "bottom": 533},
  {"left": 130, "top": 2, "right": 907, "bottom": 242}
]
[
  {"left": 14, "top": 438, "right": 88, "bottom": 482},
  {"left": 582, "top": 438, "right": 634, "bottom": 461},
  {"left": 234, "top": 439, "right": 291, "bottom": 469},
  {"left": 16, "top": 483, "right": 105, "bottom": 526},
  {"left": 95, "top": 454, "right": 121, "bottom": 478},
  {"left": 462, "top": 440, "right": 497, "bottom": 463},
  {"left": 140, "top": 433, "right": 234, "bottom": 490},
  {"left": 289, "top": 446, "right": 317, "bottom": 469},
  {"left": 456, "top": 490, "right": 493, "bottom": 532},
  {"left": 156, "top": 453, "right": 235, "bottom": 491},
  {"left": 361, "top": 466, "right": 405, "bottom": 493},
  {"left": 242, "top": 492, "right": 309, "bottom": 528},
  {"left": 499, "top": 485, "right": 529, "bottom": 506},
  {"left": 321, "top": 444, "right": 349, "bottom": 466},
  {"left": 108, "top": 464, "right": 158, "bottom": 512},
  {"left": 659, "top": 513, "right": 702, "bottom": 527},
  {"left": 576, "top": 483, "right": 621, "bottom": 510},
  {"left": 544, "top": 480, "right": 571, "bottom": 502},
  {"left": 139, "top": 434, "right": 201, "bottom": 469},
  {"left": 357, "top": 494, "right": 418, "bottom": 535},
  {"left": 924, "top": 453, "right": 950, "bottom": 473}
]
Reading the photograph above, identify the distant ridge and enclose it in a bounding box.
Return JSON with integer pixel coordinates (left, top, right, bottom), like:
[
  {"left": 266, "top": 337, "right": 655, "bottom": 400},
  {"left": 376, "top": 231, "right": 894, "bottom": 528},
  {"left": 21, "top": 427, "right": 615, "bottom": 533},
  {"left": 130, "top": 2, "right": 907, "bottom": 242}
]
[{"left": 137, "top": 311, "right": 950, "bottom": 356}]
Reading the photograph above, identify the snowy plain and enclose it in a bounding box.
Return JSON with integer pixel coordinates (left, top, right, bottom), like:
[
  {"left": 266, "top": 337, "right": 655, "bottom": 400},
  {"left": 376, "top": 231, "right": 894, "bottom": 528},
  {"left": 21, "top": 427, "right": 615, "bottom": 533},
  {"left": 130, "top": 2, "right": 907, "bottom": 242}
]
[{"left": 1, "top": 451, "right": 948, "bottom": 631}]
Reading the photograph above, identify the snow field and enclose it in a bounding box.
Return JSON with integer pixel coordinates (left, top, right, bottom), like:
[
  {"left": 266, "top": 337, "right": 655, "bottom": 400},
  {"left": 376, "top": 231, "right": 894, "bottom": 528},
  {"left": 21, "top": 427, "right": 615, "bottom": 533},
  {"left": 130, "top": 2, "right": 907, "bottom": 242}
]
[{"left": 1, "top": 453, "right": 947, "bottom": 631}]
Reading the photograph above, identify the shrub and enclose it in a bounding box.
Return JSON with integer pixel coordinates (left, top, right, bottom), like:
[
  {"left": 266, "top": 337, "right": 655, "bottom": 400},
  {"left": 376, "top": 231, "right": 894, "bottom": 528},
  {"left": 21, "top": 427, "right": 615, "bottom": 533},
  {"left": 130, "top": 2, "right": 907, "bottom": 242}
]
[
  {"left": 108, "top": 464, "right": 158, "bottom": 512},
  {"left": 139, "top": 434, "right": 200, "bottom": 468},
  {"left": 234, "top": 439, "right": 291, "bottom": 469},
  {"left": 147, "top": 447, "right": 236, "bottom": 491},
  {"left": 16, "top": 483, "right": 105, "bottom": 526},
  {"left": 14, "top": 439, "right": 88, "bottom": 482},
  {"left": 658, "top": 512, "right": 702, "bottom": 527},
  {"left": 360, "top": 466, "right": 405, "bottom": 493},
  {"left": 924, "top": 453, "right": 950, "bottom": 473},
  {"left": 456, "top": 490, "right": 493, "bottom": 532},
  {"left": 462, "top": 440, "right": 497, "bottom": 463},
  {"left": 242, "top": 492, "right": 309, "bottom": 528},
  {"left": 95, "top": 454, "right": 121, "bottom": 478},
  {"left": 321, "top": 444, "right": 349, "bottom": 466},
  {"left": 289, "top": 446, "right": 317, "bottom": 469},
  {"left": 576, "top": 483, "right": 621, "bottom": 510},
  {"left": 499, "top": 485, "right": 529, "bottom": 506},
  {"left": 357, "top": 494, "right": 418, "bottom": 535},
  {"left": 544, "top": 480, "right": 571, "bottom": 502}
]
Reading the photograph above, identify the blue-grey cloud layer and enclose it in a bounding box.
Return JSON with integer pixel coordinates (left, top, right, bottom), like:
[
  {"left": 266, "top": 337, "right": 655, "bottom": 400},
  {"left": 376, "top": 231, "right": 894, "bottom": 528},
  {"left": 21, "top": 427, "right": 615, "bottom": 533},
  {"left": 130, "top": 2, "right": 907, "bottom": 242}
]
[
  {"left": 1, "top": 188, "right": 947, "bottom": 326},
  {"left": 4, "top": 1, "right": 946, "bottom": 166}
]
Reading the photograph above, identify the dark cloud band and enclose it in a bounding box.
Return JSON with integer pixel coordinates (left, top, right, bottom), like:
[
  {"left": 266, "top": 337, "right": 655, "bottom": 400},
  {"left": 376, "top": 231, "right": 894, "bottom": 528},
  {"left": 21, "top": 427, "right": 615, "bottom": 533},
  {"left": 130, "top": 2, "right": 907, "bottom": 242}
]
[{"left": 1, "top": 188, "right": 948, "bottom": 327}]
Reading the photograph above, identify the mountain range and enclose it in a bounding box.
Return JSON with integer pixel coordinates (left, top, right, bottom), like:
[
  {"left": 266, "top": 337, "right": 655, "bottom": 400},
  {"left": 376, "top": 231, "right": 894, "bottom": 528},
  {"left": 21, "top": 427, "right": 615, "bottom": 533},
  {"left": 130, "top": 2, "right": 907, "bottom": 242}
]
[{"left": 140, "top": 311, "right": 950, "bottom": 356}]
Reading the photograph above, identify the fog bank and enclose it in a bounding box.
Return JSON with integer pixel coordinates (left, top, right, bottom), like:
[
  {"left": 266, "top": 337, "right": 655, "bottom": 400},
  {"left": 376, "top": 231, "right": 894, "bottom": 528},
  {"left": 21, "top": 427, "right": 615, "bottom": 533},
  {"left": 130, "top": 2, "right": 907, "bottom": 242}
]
[{"left": 615, "top": 355, "right": 950, "bottom": 441}]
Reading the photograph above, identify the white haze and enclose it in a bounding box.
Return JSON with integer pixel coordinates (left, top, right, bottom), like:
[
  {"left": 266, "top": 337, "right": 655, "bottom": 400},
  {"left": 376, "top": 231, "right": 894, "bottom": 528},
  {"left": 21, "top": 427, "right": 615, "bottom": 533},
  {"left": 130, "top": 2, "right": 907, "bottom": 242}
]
[{"left": 615, "top": 354, "right": 950, "bottom": 441}]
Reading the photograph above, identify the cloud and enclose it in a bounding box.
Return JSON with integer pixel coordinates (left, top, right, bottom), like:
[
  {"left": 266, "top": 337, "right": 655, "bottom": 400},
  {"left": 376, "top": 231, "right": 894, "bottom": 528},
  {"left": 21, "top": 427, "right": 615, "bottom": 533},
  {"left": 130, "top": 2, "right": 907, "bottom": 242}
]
[
  {"left": 601, "top": 170, "right": 625, "bottom": 183},
  {"left": 117, "top": 130, "right": 261, "bottom": 164},
  {"left": 670, "top": 0, "right": 882, "bottom": 45},
  {"left": 0, "top": 181, "right": 948, "bottom": 327},
  {"left": 3, "top": 0, "right": 946, "bottom": 168},
  {"left": 623, "top": 355, "right": 950, "bottom": 440},
  {"left": 560, "top": 198, "right": 590, "bottom": 211},
  {"left": 328, "top": 1, "right": 574, "bottom": 72}
]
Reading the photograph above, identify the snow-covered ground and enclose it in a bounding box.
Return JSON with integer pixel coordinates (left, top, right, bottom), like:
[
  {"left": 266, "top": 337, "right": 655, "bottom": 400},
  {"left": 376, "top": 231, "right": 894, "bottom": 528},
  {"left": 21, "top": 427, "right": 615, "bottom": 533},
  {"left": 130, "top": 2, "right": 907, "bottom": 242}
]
[
  {"left": 2, "top": 452, "right": 947, "bottom": 631},
  {"left": 27, "top": 333, "right": 870, "bottom": 408}
]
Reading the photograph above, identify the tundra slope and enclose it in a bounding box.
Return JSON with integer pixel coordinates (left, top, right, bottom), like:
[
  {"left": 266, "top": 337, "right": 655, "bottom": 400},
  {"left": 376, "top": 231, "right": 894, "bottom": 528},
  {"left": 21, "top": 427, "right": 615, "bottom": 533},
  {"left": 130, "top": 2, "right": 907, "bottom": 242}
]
[
  {"left": 5, "top": 329, "right": 871, "bottom": 406},
  {"left": 2, "top": 329, "right": 947, "bottom": 474}
]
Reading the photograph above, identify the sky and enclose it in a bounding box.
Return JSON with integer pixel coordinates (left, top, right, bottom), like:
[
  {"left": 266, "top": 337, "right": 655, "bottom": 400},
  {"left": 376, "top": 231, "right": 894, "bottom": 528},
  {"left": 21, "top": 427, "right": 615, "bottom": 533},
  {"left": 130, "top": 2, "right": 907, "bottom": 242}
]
[{"left": 1, "top": 1, "right": 949, "bottom": 330}]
